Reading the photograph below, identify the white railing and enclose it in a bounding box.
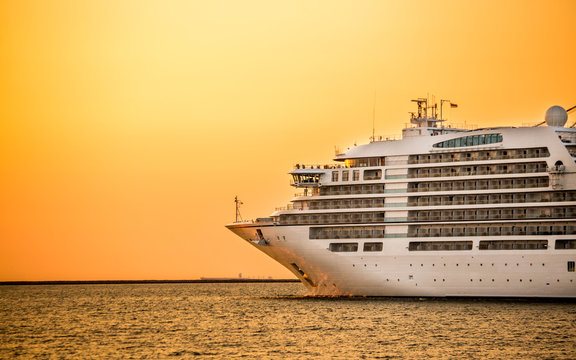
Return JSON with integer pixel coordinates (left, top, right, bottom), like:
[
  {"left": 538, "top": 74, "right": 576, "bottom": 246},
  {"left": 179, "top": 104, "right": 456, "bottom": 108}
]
[
  {"left": 293, "top": 164, "right": 343, "bottom": 170},
  {"left": 369, "top": 134, "right": 402, "bottom": 142},
  {"left": 403, "top": 122, "right": 478, "bottom": 131},
  {"left": 293, "top": 190, "right": 319, "bottom": 197},
  {"left": 275, "top": 204, "right": 306, "bottom": 211}
]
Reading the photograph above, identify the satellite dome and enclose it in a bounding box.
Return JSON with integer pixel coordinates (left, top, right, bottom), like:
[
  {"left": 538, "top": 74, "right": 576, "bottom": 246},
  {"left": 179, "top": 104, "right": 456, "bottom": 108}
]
[{"left": 545, "top": 105, "right": 568, "bottom": 127}]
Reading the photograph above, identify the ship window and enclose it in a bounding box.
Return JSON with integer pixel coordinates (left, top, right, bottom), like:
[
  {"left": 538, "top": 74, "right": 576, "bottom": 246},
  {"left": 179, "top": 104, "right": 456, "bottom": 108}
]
[
  {"left": 568, "top": 261, "right": 575, "bottom": 272},
  {"left": 292, "top": 173, "right": 321, "bottom": 185},
  {"left": 364, "top": 169, "right": 382, "bottom": 180},
  {"left": 363, "top": 242, "right": 383, "bottom": 252},
  {"left": 329, "top": 243, "right": 358, "bottom": 252},
  {"left": 353, "top": 170, "right": 360, "bottom": 181},
  {"left": 555, "top": 240, "right": 576, "bottom": 249},
  {"left": 479, "top": 240, "right": 548, "bottom": 250},
  {"left": 433, "top": 133, "right": 503, "bottom": 148},
  {"left": 342, "top": 171, "right": 349, "bottom": 181},
  {"left": 332, "top": 171, "right": 339, "bottom": 182},
  {"left": 409, "top": 241, "right": 472, "bottom": 251}
]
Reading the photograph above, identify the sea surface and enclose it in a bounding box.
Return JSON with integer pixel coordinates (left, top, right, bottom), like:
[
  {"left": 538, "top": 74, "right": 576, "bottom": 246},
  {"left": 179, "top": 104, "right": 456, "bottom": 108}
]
[{"left": 1, "top": 283, "right": 575, "bottom": 359}]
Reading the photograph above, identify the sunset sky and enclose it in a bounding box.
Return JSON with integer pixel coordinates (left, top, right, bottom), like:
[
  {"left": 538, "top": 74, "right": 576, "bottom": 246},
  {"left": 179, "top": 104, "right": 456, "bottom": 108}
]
[{"left": 1, "top": 0, "right": 575, "bottom": 281}]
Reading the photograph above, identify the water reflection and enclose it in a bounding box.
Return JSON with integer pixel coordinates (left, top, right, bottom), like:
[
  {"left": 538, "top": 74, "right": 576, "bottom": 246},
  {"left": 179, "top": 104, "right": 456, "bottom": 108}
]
[{"left": 1, "top": 283, "right": 575, "bottom": 359}]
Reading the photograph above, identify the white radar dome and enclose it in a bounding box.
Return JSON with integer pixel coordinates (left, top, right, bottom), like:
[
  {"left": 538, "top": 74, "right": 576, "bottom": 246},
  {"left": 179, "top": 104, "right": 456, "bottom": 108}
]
[{"left": 545, "top": 105, "right": 568, "bottom": 127}]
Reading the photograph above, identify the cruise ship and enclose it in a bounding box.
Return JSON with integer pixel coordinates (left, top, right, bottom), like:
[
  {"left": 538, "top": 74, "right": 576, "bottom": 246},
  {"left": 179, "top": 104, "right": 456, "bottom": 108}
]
[{"left": 226, "top": 99, "right": 576, "bottom": 298}]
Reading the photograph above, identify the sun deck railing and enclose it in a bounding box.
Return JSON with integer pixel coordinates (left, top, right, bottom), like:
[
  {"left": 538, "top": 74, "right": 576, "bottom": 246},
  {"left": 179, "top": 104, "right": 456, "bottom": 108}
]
[{"left": 294, "top": 164, "right": 343, "bottom": 170}]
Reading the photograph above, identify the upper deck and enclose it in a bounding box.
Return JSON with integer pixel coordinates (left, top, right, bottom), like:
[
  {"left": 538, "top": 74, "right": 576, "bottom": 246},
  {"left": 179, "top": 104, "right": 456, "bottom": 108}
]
[{"left": 289, "top": 102, "right": 576, "bottom": 192}]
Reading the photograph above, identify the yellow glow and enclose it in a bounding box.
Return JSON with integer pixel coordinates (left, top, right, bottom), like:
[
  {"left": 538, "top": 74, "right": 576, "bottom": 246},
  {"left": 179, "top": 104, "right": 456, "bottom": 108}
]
[{"left": 0, "top": 0, "right": 575, "bottom": 280}]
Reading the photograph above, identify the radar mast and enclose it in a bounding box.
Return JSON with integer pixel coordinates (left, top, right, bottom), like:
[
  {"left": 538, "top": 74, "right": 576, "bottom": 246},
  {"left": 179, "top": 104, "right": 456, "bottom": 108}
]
[
  {"left": 409, "top": 98, "right": 445, "bottom": 128},
  {"left": 234, "top": 196, "right": 243, "bottom": 222}
]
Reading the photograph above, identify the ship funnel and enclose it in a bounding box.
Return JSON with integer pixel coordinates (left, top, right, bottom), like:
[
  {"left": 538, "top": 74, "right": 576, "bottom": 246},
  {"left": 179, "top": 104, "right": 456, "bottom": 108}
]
[{"left": 545, "top": 105, "right": 568, "bottom": 127}]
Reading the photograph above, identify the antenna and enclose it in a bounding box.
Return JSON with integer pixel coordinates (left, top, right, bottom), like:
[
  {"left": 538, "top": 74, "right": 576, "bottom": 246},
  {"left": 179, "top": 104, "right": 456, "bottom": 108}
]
[
  {"left": 334, "top": 145, "right": 341, "bottom": 156},
  {"left": 440, "top": 99, "right": 450, "bottom": 121},
  {"left": 440, "top": 99, "right": 457, "bottom": 121},
  {"left": 372, "top": 91, "right": 376, "bottom": 142},
  {"left": 234, "top": 196, "right": 243, "bottom": 222}
]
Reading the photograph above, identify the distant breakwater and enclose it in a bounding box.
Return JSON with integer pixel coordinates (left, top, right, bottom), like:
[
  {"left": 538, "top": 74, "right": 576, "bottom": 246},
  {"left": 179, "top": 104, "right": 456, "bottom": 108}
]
[{"left": 0, "top": 279, "right": 300, "bottom": 286}]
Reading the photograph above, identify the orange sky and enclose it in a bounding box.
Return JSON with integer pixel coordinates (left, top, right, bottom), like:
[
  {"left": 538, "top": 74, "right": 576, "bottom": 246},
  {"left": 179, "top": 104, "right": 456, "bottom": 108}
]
[{"left": 1, "top": 0, "right": 575, "bottom": 280}]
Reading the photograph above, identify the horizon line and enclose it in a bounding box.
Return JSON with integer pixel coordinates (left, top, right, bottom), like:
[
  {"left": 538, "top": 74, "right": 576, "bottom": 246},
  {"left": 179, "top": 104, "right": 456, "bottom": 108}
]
[{"left": 0, "top": 279, "right": 300, "bottom": 286}]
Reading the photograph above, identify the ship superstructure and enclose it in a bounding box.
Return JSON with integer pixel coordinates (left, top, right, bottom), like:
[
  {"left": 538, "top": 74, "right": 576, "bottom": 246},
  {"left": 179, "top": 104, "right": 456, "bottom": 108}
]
[{"left": 226, "top": 100, "right": 576, "bottom": 297}]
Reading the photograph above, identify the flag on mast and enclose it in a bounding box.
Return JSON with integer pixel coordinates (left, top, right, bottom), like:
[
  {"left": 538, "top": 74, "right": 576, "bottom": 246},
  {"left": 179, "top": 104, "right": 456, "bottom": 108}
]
[{"left": 450, "top": 103, "right": 458, "bottom": 108}]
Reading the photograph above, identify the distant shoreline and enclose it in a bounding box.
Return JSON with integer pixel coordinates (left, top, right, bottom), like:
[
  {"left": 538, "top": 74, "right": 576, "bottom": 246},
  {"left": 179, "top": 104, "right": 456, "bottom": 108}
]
[{"left": 0, "top": 279, "right": 300, "bottom": 286}]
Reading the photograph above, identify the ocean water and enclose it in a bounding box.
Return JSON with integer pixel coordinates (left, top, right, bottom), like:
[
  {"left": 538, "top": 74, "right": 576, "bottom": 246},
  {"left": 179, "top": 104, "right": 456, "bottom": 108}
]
[{"left": 0, "top": 283, "right": 575, "bottom": 359}]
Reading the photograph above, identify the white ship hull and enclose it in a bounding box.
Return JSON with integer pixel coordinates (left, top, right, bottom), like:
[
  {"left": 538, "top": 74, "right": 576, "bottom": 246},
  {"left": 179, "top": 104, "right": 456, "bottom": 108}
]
[{"left": 228, "top": 224, "right": 576, "bottom": 298}]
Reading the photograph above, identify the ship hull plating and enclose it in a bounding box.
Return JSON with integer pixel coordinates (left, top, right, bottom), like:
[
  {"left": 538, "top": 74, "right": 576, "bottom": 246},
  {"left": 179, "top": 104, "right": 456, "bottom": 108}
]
[{"left": 228, "top": 224, "right": 576, "bottom": 298}]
